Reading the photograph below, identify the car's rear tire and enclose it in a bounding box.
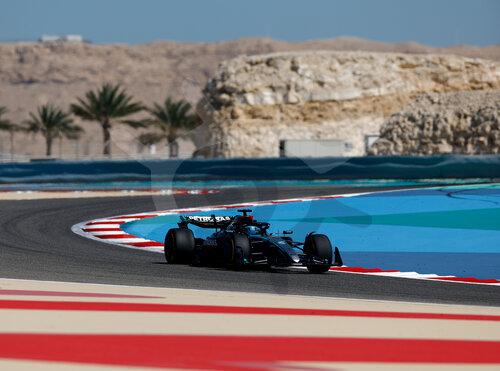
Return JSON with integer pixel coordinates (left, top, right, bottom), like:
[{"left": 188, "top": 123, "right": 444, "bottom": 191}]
[
  {"left": 224, "top": 233, "right": 251, "bottom": 269},
  {"left": 304, "top": 234, "right": 332, "bottom": 273},
  {"left": 164, "top": 228, "right": 195, "bottom": 264}
]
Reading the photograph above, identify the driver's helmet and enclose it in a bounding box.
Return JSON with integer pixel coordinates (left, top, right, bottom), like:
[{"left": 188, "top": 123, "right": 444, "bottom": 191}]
[{"left": 245, "top": 225, "right": 260, "bottom": 235}]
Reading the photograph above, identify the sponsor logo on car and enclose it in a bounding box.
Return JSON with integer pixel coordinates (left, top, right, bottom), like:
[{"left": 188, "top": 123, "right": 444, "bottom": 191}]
[
  {"left": 203, "top": 239, "right": 218, "bottom": 246},
  {"left": 185, "top": 216, "right": 232, "bottom": 222}
]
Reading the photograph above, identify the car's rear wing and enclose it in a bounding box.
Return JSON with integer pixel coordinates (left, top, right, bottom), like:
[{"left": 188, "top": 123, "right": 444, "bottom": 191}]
[{"left": 179, "top": 215, "right": 234, "bottom": 229}]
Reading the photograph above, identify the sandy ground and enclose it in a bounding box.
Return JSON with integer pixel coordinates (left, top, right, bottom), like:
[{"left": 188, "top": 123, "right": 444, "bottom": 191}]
[{"left": 0, "top": 278, "right": 499, "bottom": 370}]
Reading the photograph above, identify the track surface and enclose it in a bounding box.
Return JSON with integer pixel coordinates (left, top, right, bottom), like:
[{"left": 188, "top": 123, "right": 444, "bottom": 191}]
[{"left": 1, "top": 186, "right": 499, "bottom": 306}]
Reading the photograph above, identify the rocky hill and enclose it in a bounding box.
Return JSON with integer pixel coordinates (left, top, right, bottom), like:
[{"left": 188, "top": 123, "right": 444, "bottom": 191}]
[
  {"left": 0, "top": 37, "right": 499, "bottom": 158},
  {"left": 369, "top": 90, "right": 500, "bottom": 155},
  {"left": 200, "top": 51, "right": 500, "bottom": 157}
]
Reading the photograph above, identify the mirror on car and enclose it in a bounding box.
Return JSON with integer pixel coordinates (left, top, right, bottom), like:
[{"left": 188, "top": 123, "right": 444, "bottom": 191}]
[{"left": 283, "top": 230, "right": 293, "bottom": 234}]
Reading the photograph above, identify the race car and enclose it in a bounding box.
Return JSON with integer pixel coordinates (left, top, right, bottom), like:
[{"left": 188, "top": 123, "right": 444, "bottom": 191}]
[{"left": 164, "top": 209, "right": 343, "bottom": 273}]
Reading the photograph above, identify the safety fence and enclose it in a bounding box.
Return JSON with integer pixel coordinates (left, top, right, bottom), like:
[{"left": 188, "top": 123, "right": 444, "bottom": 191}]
[{"left": 0, "top": 155, "right": 499, "bottom": 184}]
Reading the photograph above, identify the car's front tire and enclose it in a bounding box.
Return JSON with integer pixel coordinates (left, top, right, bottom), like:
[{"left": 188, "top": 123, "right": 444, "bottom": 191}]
[
  {"left": 304, "top": 234, "right": 333, "bottom": 273},
  {"left": 223, "top": 233, "right": 251, "bottom": 269},
  {"left": 164, "top": 228, "right": 195, "bottom": 264}
]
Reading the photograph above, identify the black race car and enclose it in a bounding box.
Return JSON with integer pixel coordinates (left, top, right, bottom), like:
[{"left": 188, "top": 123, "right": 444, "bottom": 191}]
[{"left": 164, "top": 209, "right": 343, "bottom": 273}]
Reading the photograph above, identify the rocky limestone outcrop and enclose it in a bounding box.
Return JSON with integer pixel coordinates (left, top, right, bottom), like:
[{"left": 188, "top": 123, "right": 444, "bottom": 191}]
[
  {"left": 1, "top": 39, "right": 500, "bottom": 158},
  {"left": 200, "top": 51, "right": 500, "bottom": 158},
  {"left": 369, "top": 90, "right": 500, "bottom": 155}
]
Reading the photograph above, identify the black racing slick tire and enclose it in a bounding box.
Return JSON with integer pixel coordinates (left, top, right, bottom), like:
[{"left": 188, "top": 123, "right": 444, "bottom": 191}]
[
  {"left": 224, "top": 233, "right": 251, "bottom": 269},
  {"left": 164, "top": 228, "right": 195, "bottom": 264},
  {"left": 304, "top": 234, "right": 333, "bottom": 273}
]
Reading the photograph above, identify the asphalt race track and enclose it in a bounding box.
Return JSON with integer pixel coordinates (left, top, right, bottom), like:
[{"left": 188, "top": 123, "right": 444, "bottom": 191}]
[{"left": 1, "top": 186, "right": 499, "bottom": 306}]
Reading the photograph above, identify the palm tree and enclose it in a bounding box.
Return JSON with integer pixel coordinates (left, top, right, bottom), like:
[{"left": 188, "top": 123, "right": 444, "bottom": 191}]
[
  {"left": 25, "top": 104, "right": 83, "bottom": 157},
  {"left": 0, "top": 106, "right": 21, "bottom": 159},
  {"left": 146, "top": 97, "right": 197, "bottom": 157},
  {"left": 70, "top": 83, "right": 145, "bottom": 156}
]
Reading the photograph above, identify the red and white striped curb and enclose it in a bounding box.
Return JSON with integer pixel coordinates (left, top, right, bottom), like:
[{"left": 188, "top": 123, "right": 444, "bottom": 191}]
[
  {"left": 72, "top": 192, "right": 500, "bottom": 286},
  {"left": 329, "top": 266, "right": 500, "bottom": 285}
]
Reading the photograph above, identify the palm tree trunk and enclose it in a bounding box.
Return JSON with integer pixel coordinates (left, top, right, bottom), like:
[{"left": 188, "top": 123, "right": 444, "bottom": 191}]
[
  {"left": 10, "top": 130, "right": 14, "bottom": 160},
  {"left": 102, "top": 121, "right": 111, "bottom": 156},
  {"left": 167, "top": 132, "right": 178, "bottom": 158},
  {"left": 169, "top": 142, "right": 179, "bottom": 158},
  {"left": 46, "top": 137, "right": 52, "bottom": 157}
]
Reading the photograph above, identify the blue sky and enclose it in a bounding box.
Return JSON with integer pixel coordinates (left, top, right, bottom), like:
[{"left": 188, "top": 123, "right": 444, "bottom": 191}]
[{"left": 1, "top": 0, "right": 498, "bottom": 46}]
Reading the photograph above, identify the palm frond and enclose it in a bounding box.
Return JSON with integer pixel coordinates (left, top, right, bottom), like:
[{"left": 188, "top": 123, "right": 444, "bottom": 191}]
[
  {"left": 26, "top": 103, "right": 83, "bottom": 141},
  {"left": 145, "top": 97, "right": 197, "bottom": 142},
  {"left": 71, "top": 83, "right": 144, "bottom": 124},
  {"left": 137, "top": 132, "right": 164, "bottom": 146},
  {"left": 120, "top": 118, "right": 150, "bottom": 129},
  {"left": 0, "top": 106, "right": 19, "bottom": 132}
]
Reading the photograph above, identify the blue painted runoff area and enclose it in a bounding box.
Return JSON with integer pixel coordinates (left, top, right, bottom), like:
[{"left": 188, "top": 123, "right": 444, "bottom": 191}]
[{"left": 122, "top": 184, "right": 500, "bottom": 279}]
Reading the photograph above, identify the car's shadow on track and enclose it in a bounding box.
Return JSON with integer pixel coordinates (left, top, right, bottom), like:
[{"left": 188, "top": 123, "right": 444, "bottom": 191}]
[{"left": 151, "top": 261, "right": 312, "bottom": 274}]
